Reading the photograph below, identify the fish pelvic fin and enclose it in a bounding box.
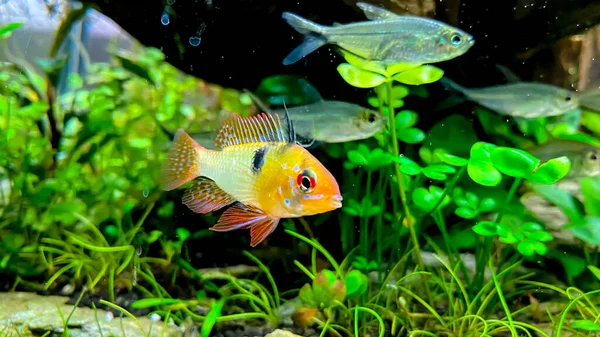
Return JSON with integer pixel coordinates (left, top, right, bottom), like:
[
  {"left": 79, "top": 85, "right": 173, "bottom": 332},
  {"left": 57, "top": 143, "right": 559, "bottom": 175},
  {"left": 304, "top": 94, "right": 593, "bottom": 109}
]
[
  {"left": 281, "top": 12, "right": 328, "bottom": 65},
  {"left": 160, "top": 129, "right": 204, "bottom": 191},
  {"left": 209, "top": 202, "right": 281, "bottom": 247},
  {"left": 213, "top": 110, "right": 295, "bottom": 148},
  {"left": 182, "top": 177, "right": 235, "bottom": 214}
]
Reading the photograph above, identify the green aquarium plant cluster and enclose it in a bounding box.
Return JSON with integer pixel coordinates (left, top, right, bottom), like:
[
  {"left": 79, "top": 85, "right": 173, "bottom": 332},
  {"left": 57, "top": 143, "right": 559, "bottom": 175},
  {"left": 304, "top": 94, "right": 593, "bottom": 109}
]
[{"left": 2, "top": 16, "right": 600, "bottom": 337}]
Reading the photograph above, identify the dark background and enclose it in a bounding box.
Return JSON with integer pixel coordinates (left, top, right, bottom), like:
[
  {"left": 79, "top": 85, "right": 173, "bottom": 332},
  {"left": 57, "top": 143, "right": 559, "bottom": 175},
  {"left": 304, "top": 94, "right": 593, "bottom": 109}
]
[{"left": 82, "top": 0, "right": 600, "bottom": 100}]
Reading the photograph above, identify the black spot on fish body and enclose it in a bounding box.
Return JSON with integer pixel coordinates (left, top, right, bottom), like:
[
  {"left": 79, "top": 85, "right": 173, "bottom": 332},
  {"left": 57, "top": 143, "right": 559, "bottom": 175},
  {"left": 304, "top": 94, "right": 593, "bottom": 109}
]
[{"left": 252, "top": 146, "right": 269, "bottom": 174}]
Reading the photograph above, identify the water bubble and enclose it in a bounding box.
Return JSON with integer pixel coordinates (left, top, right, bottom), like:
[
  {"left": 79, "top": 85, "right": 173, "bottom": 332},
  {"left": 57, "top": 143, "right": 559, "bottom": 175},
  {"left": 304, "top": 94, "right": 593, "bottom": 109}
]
[
  {"left": 105, "top": 311, "right": 114, "bottom": 322},
  {"left": 189, "top": 36, "right": 201, "bottom": 46},
  {"left": 150, "top": 313, "right": 161, "bottom": 322},
  {"left": 161, "top": 10, "right": 170, "bottom": 25}
]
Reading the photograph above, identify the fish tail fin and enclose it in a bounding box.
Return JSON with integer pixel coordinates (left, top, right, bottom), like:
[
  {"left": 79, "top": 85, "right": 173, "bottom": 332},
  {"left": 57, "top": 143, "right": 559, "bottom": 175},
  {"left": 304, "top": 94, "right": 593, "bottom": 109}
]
[
  {"left": 160, "top": 128, "right": 205, "bottom": 191},
  {"left": 282, "top": 12, "right": 328, "bottom": 65}
]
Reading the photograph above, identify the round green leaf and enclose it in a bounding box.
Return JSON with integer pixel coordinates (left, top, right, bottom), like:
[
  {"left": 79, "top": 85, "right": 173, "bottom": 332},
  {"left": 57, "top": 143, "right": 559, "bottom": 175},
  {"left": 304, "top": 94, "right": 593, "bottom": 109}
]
[
  {"left": 337, "top": 64, "right": 387, "bottom": 88},
  {"left": 386, "top": 63, "right": 423, "bottom": 75},
  {"left": 399, "top": 163, "right": 422, "bottom": 175},
  {"left": 490, "top": 147, "right": 539, "bottom": 178},
  {"left": 528, "top": 156, "right": 571, "bottom": 184},
  {"left": 395, "top": 110, "right": 418, "bottom": 129},
  {"left": 344, "top": 270, "right": 369, "bottom": 299},
  {"left": 392, "top": 65, "right": 444, "bottom": 85},
  {"left": 437, "top": 152, "right": 468, "bottom": 166},
  {"left": 525, "top": 231, "right": 553, "bottom": 242},
  {"left": 517, "top": 240, "right": 548, "bottom": 256},
  {"left": 520, "top": 222, "right": 543, "bottom": 232},
  {"left": 367, "top": 96, "right": 380, "bottom": 107},
  {"left": 478, "top": 197, "right": 497, "bottom": 212},
  {"left": 423, "top": 167, "right": 447, "bottom": 180},
  {"left": 412, "top": 187, "right": 436, "bottom": 211},
  {"left": 338, "top": 49, "right": 387, "bottom": 75},
  {"left": 398, "top": 128, "right": 426, "bottom": 144},
  {"left": 472, "top": 221, "right": 500, "bottom": 236},
  {"left": 467, "top": 142, "right": 502, "bottom": 187},
  {"left": 455, "top": 207, "right": 478, "bottom": 219},
  {"left": 347, "top": 150, "right": 369, "bottom": 166}
]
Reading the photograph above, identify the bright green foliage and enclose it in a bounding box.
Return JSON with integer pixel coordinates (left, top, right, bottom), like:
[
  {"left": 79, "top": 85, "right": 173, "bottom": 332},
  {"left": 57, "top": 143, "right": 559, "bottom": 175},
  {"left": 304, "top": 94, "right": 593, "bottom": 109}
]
[
  {"left": 412, "top": 186, "right": 451, "bottom": 213},
  {"left": 343, "top": 197, "right": 382, "bottom": 218},
  {"left": 467, "top": 142, "right": 503, "bottom": 186},
  {"left": 473, "top": 220, "right": 553, "bottom": 256},
  {"left": 344, "top": 270, "right": 369, "bottom": 299},
  {"left": 345, "top": 143, "right": 393, "bottom": 171},
  {"left": 299, "top": 269, "right": 346, "bottom": 309},
  {"left": 452, "top": 187, "right": 497, "bottom": 219},
  {"left": 490, "top": 147, "right": 571, "bottom": 184}
]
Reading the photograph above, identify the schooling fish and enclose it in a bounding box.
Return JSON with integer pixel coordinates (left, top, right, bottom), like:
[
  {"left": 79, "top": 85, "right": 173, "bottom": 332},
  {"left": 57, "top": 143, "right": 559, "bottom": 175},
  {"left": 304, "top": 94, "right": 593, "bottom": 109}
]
[
  {"left": 172, "top": 91, "right": 387, "bottom": 150},
  {"left": 160, "top": 110, "right": 343, "bottom": 247},
  {"left": 526, "top": 138, "right": 600, "bottom": 178},
  {"left": 281, "top": 2, "right": 474, "bottom": 65},
  {"left": 440, "top": 77, "right": 579, "bottom": 119}
]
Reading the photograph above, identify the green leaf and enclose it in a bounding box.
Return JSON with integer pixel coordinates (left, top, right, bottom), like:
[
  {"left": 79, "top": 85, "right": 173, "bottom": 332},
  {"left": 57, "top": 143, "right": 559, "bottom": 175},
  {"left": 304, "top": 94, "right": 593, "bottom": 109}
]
[
  {"left": 467, "top": 142, "right": 502, "bottom": 186},
  {"left": 395, "top": 156, "right": 423, "bottom": 175},
  {"left": 529, "top": 183, "right": 583, "bottom": 221},
  {"left": 176, "top": 228, "right": 191, "bottom": 242},
  {"left": 392, "top": 65, "right": 444, "bottom": 85},
  {"left": 588, "top": 265, "right": 600, "bottom": 281},
  {"left": 571, "top": 320, "right": 600, "bottom": 331},
  {"left": 517, "top": 240, "right": 547, "bottom": 256},
  {"left": 581, "top": 177, "right": 600, "bottom": 216},
  {"left": 551, "top": 251, "right": 586, "bottom": 278},
  {"left": 0, "top": 22, "right": 24, "bottom": 39},
  {"left": 566, "top": 216, "right": 600, "bottom": 245},
  {"left": 131, "top": 298, "right": 185, "bottom": 309},
  {"left": 347, "top": 149, "right": 369, "bottom": 166},
  {"left": 490, "top": 147, "right": 538, "bottom": 178},
  {"left": 395, "top": 110, "right": 418, "bottom": 129},
  {"left": 386, "top": 63, "right": 423, "bottom": 75},
  {"left": 337, "top": 49, "right": 387, "bottom": 75},
  {"left": 472, "top": 221, "right": 500, "bottom": 236},
  {"left": 344, "top": 270, "right": 368, "bottom": 299},
  {"left": 455, "top": 207, "right": 478, "bottom": 219},
  {"left": 422, "top": 164, "right": 455, "bottom": 181},
  {"left": 337, "top": 64, "right": 386, "bottom": 88},
  {"left": 202, "top": 298, "right": 225, "bottom": 337},
  {"left": 412, "top": 186, "right": 449, "bottom": 212},
  {"left": 1, "top": 233, "right": 25, "bottom": 252},
  {"left": 398, "top": 128, "right": 426, "bottom": 144},
  {"left": 528, "top": 156, "right": 571, "bottom": 184},
  {"left": 299, "top": 283, "right": 316, "bottom": 307},
  {"left": 437, "top": 151, "right": 469, "bottom": 166},
  {"left": 478, "top": 197, "right": 497, "bottom": 212}
]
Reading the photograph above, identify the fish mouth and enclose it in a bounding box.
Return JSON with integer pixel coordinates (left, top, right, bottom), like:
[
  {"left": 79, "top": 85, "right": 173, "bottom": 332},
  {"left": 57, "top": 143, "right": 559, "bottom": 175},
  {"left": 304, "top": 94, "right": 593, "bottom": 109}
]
[{"left": 330, "top": 195, "right": 343, "bottom": 209}]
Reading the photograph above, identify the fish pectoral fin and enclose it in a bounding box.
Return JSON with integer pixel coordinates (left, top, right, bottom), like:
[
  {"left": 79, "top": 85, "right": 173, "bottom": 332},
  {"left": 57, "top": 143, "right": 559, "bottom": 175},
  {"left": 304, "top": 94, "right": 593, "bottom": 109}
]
[
  {"left": 182, "top": 177, "right": 235, "bottom": 214},
  {"left": 210, "top": 202, "right": 280, "bottom": 247}
]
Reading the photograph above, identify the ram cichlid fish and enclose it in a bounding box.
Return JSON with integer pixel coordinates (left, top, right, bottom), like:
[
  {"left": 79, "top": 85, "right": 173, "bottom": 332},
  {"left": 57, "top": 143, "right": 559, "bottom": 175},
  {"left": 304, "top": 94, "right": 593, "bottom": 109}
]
[
  {"left": 440, "top": 77, "right": 579, "bottom": 119},
  {"left": 281, "top": 2, "right": 474, "bottom": 65},
  {"left": 160, "top": 110, "right": 342, "bottom": 247}
]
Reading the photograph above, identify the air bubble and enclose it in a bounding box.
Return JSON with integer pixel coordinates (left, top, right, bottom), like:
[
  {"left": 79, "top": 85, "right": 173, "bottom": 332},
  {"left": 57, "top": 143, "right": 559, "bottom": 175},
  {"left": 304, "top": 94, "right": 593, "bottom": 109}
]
[
  {"left": 161, "top": 10, "right": 170, "bottom": 25},
  {"left": 189, "top": 36, "right": 201, "bottom": 46}
]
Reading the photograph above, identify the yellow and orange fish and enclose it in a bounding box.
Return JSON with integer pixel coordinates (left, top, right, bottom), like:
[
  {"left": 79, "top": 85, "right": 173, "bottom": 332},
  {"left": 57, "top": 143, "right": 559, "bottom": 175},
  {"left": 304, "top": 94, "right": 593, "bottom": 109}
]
[{"left": 160, "top": 110, "right": 342, "bottom": 247}]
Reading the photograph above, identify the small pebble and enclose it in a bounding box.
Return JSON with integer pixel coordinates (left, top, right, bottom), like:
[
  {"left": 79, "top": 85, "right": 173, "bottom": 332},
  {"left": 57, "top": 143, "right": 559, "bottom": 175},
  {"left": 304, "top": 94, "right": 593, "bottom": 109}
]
[
  {"left": 104, "top": 311, "right": 114, "bottom": 322},
  {"left": 150, "top": 313, "right": 161, "bottom": 322},
  {"left": 59, "top": 284, "right": 75, "bottom": 296}
]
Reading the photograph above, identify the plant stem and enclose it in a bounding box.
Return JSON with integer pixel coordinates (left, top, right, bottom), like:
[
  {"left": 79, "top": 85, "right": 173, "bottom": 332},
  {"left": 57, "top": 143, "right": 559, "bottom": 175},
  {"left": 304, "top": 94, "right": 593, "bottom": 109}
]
[
  {"left": 360, "top": 170, "right": 373, "bottom": 259},
  {"left": 383, "top": 80, "right": 423, "bottom": 272},
  {"left": 474, "top": 177, "right": 522, "bottom": 294}
]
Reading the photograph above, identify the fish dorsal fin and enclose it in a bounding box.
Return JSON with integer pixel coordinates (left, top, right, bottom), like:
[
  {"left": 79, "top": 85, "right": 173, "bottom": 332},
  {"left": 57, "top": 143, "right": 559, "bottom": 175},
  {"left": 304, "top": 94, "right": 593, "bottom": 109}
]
[
  {"left": 213, "top": 110, "right": 294, "bottom": 149},
  {"left": 356, "top": 2, "right": 401, "bottom": 20},
  {"left": 243, "top": 89, "right": 273, "bottom": 114},
  {"left": 495, "top": 64, "right": 521, "bottom": 83},
  {"left": 281, "top": 100, "right": 297, "bottom": 144}
]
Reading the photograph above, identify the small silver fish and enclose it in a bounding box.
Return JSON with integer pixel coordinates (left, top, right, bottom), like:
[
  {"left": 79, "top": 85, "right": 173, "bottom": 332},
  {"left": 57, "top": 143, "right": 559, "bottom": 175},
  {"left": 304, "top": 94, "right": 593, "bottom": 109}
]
[
  {"left": 526, "top": 139, "right": 600, "bottom": 178},
  {"left": 281, "top": 2, "right": 474, "bottom": 65},
  {"left": 190, "top": 91, "right": 387, "bottom": 149},
  {"left": 440, "top": 77, "right": 579, "bottom": 119}
]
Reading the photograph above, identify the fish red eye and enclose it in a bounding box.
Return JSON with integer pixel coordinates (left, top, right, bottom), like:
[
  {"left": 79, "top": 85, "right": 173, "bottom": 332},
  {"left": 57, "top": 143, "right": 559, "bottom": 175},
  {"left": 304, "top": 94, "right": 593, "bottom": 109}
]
[{"left": 297, "top": 169, "right": 317, "bottom": 193}]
